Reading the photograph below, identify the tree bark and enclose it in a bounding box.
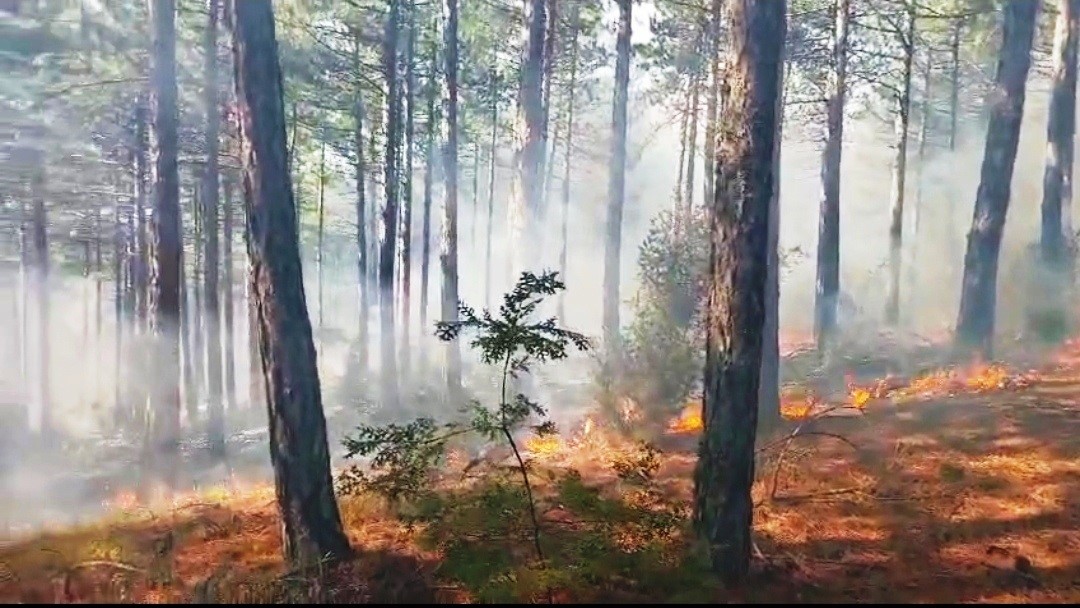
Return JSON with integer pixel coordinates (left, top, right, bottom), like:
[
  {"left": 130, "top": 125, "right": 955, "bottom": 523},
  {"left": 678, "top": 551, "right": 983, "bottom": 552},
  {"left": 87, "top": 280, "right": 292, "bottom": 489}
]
[
  {"left": 885, "top": 7, "right": 915, "bottom": 326},
  {"left": 1040, "top": 0, "right": 1080, "bottom": 267},
  {"left": 381, "top": 0, "right": 403, "bottom": 409},
  {"left": 316, "top": 143, "right": 326, "bottom": 344},
  {"left": 814, "top": 0, "right": 849, "bottom": 349},
  {"left": 603, "top": 0, "right": 632, "bottom": 357},
  {"left": 147, "top": 0, "right": 183, "bottom": 488},
  {"left": 226, "top": 0, "right": 352, "bottom": 568},
  {"left": 955, "top": 0, "right": 1039, "bottom": 358},
  {"left": 685, "top": 62, "right": 702, "bottom": 213},
  {"left": 693, "top": 0, "right": 786, "bottom": 586},
  {"left": 203, "top": 0, "right": 224, "bottom": 455},
  {"left": 442, "top": 0, "right": 462, "bottom": 396}
]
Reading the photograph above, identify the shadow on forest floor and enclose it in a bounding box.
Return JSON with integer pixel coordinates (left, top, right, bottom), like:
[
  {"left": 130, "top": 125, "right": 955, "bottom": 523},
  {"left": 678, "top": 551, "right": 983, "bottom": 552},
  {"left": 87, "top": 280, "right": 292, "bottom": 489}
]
[{"left": 1, "top": 340, "right": 1079, "bottom": 603}]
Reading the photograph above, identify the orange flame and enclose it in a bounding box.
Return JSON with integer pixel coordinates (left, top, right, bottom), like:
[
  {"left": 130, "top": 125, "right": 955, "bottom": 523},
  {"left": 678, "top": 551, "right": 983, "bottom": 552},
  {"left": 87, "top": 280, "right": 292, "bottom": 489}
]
[
  {"left": 667, "top": 401, "right": 703, "bottom": 434},
  {"left": 524, "top": 434, "right": 563, "bottom": 456}
]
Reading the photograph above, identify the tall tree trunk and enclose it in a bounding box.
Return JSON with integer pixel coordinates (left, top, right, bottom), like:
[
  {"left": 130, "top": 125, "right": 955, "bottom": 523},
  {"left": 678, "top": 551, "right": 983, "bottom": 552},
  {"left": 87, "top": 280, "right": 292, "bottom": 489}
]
[
  {"left": 955, "top": 0, "right": 1039, "bottom": 358},
  {"left": 114, "top": 192, "right": 125, "bottom": 423},
  {"left": 910, "top": 51, "right": 932, "bottom": 293},
  {"left": 203, "top": 0, "right": 224, "bottom": 455},
  {"left": 472, "top": 142, "right": 481, "bottom": 256},
  {"left": 885, "top": 8, "right": 915, "bottom": 326},
  {"left": 684, "top": 64, "right": 702, "bottom": 213},
  {"left": 443, "top": 0, "right": 462, "bottom": 395},
  {"left": 316, "top": 142, "right": 326, "bottom": 349},
  {"left": 674, "top": 85, "right": 690, "bottom": 210},
  {"left": 135, "top": 96, "right": 150, "bottom": 331},
  {"left": 148, "top": 0, "right": 183, "bottom": 489},
  {"left": 703, "top": 0, "right": 722, "bottom": 207},
  {"left": 420, "top": 44, "right": 437, "bottom": 350},
  {"left": 484, "top": 61, "right": 498, "bottom": 308},
  {"left": 222, "top": 177, "right": 236, "bottom": 410},
  {"left": 509, "top": 0, "right": 548, "bottom": 278},
  {"left": 352, "top": 32, "right": 370, "bottom": 376},
  {"left": 603, "top": 0, "right": 632, "bottom": 357},
  {"left": 1040, "top": 0, "right": 1080, "bottom": 267},
  {"left": 192, "top": 183, "right": 205, "bottom": 418},
  {"left": 181, "top": 239, "right": 198, "bottom": 425},
  {"left": 540, "top": 0, "right": 559, "bottom": 266},
  {"left": 814, "top": 0, "right": 849, "bottom": 350},
  {"left": 401, "top": 0, "right": 417, "bottom": 377},
  {"left": 30, "top": 161, "right": 50, "bottom": 435},
  {"left": 380, "top": 0, "right": 403, "bottom": 409},
  {"left": 949, "top": 19, "right": 961, "bottom": 151},
  {"left": 557, "top": 4, "right": 580, "bottom": 322},
  {"left": 226, "top": 0, "right": 352, "bottom": 568},
  {"left": 693, "top": 0, "right": 786, "bottom": 586}
]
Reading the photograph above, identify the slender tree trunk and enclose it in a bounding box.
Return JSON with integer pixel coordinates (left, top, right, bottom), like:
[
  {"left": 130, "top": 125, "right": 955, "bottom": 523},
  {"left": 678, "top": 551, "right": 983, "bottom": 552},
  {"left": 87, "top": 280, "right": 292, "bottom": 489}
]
[
  {"left": 222, "top": 177, "right": 236, "bottom": 410},
  {"left": 910, "top": 51, "right": 933, "bottom": 293},
  {"left": 181, "top": 240, "right": 198, "bottom": 425},
  {"left": 1040, "top": 0, "right": 1080, "bottom": 267},
  {"left": 955, "top": 0, "right": 1039, "bottom": 358},
  {"left": 557, "top": 5, "right": 580, "bottom": 322},
  {"left": 203, "top": 0, "right": 224, "bottom": 455},
  {"left": 603, "top": 0, "right": 632, "bottom": 357},
  {"left": 693, "top": 0, "right": 786, "bottom": 586},
  {"left": 674, "top": 84, "right": 690, "bottom": 211},
  {"left": 148, "top": 0, "right": 183, "bottom": 489},
  {"left": 703, "top": 0, "right": 722, "bottom": 207},
  {"left": 472, "top": 143, "right": 481, "bottom": 258},
  {"left": 949, "top": 19, "right": 961, "bottom": 151},
  {"left": 814, "top": 0, "right": 849, "bottom": 350},
  {"left": 885, "top": 8, "right": 915, "bottom": 326},
  {"left": 443, "top": 0, "right": 462, "bottom": 396},
  {"left": 484, "top": 63, "right": 498, "bottom": 309},
  {"left": 316, "top": 142, "right": 326, "bottom": 350},
  {"left": 420, "top": 45, "right": 437, "bottom": 350},
  {"left": 135, "top": 97, "right": 150, "bottom": 332},
  {"left": 380, "top": 0, "right": 403, "bottom": 409},
  {"left": 685, "top": 65, "right": 702, "bottom": 213},
  {"left": 352, "top": 32, "right": 369, "bottom": 376},
  {"left": 540, "top": 0, "right": 559, "bottom": 264},
  {"left": 401, "top": 0, "right": 417, "bottom": 377},
  {"left": 193, "top": 183, "right": 206, "bottom": 419},
  {"left": 227, "top": 0, "right": 352, "bottom": 568},
  {"left": 114, "top": 193, "right": 125, "bottom": 424},
  {"left": 30, "top": 161, "right": 50, "bottom": 435}
]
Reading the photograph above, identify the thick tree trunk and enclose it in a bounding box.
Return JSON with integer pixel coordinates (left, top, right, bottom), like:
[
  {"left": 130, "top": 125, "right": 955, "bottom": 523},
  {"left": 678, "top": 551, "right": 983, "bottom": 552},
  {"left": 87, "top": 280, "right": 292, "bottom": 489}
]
[
  {"left": 442, "top": 0, "right": 462, "bottom": 395},
  {"left": 203, "top": 0, "right": 224, "bottom": 455},
  {"left": 509, "top": 0, "right": 548, "bottom": 277},
  {"left": 814, "top": 0, "right": 849, "bottom": 349},
  {"left": 227, "top": 0, "right": 352, "bottom": 568},
  {"left": 1040, "top": 0, "right": 1080, "bottom": 267},
  {"left": 955, "top": 0, "right": 1039, "bottom": 358},
  {"left": 148, "top": 0, "right": 183, "bottom": 489},
  {"left": 380, "top": 0, "right": 403, "bottom": 409},
  {"left": 885, "top": 8, "right": 915, "bottom": 326},
  {"left": 222, "top": 178, "right": 236, "bottom": 410},
  {"left": 693, "top": 0, "right": 786, "bottom": 586},
  {"left": 603, "top": 0, "right": 632, "bottom": 357},
  {"left": 557, "top": 5, "right": 580, "bottom": 322}
]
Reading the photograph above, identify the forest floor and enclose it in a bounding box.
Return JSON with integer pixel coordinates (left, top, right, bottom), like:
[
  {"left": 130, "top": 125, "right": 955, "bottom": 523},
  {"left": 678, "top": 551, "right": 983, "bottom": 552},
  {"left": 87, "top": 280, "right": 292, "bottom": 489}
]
[{"left": 1, "top": 340, "right": 1079, "bottom": 603}]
